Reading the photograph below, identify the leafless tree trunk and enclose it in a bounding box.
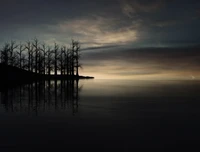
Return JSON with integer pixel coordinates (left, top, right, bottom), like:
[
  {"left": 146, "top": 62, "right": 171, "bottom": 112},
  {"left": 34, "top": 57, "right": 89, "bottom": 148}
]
[
  {"left": 46, "top": 47, "right": 53, "bottom": 76},
  {"left": 41, "top": 44, "right": 47, "bottom": 75},
  {"left": 25, "top": 41, "right": 33, "bottom": 72},
  {"left": 17, "top": 43, "right": 25, "bottom": 69},
  {"left": 32, "top": 39, "right": 39, "bottom": 74},
  {"left": 0, "top": 43, "right": 10, "bottom": 65},
  {"left": 73, "top": 40, "right": 81, "bottom": 77},
  {"left": 53, "top": 43, "right": 59, "bottom": 76},
  {"left": 60, "top": 46, "right": 66, "bottom": 76},
  {"left": 9, "top": 41, "right": 18, "bottom": 66}
]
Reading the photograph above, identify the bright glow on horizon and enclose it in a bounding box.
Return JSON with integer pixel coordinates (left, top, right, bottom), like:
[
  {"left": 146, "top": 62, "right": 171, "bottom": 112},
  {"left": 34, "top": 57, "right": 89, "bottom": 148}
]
[{"left": 80, "top": 70, "right": 200, "bottom": 80}]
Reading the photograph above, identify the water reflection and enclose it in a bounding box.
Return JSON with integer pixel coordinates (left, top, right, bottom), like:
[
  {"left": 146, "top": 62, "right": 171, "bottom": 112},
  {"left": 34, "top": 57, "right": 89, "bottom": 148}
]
[{"left": 0, "top": 80, "right": 80, "bottom": 115}]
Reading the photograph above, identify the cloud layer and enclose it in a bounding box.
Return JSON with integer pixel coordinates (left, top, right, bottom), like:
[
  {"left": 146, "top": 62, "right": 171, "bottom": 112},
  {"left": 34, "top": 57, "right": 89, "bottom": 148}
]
[
  {"left": 0, "top": 0, "right": 200, "bottom": 79},
  {"left": 81, "top": 47, "right": 200, "bottom": 79},
  {"left": 120, "top": 0, "right": 165, "bottom": 18}
]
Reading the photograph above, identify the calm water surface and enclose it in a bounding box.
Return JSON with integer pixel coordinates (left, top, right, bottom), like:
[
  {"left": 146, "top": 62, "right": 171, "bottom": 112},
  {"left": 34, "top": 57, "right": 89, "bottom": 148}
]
[{"left": 0, "top": 79, "right": 200, "bottom": 150}]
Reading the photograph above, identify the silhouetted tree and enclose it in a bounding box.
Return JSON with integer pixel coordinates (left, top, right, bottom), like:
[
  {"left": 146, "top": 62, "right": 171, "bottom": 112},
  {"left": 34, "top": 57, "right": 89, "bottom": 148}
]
[
  {"left": 73, "top": 40, "right": 81, "bottom": 77},
  {"left": 59, "top": 46, "right": 66, "bottom": 76},
  {"left": 0, "top": 38, "right": 82, "bottom": 78},
  {"left": 25, "top": 41, "right": 34, "bottom": 72},
  {"left": 65, "top": 48, "right": 70, "bottom": 76},
  {"left": 53, "top": 43, "right": 59, "bottom": 76},
  {"left": 0, "top": 43, "right": 10, "bottom": 65},
  {"left": 32, "top": 39, "right": 39, "bottom": 73},
  {"left": 38, "top": 47, "right": 43, "bottom": 75},
  {"left": 46, "top": 47, "right": 53, "bottom": 76},
  {"left": 9, "top": 41, "right": 18, "bottom": 66},
  {"left": 69, "top": 41, "right": 75, "bottom": 76},
  {"left": 40, "top": 44, "right": 47, "bottom": 75},
  {"left": 16, "top": 43, "right": 25, "bottom": 69}
]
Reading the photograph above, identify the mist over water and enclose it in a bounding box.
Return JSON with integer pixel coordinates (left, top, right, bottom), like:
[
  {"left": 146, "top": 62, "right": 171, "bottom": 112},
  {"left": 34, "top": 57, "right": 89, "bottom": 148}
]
[{"left": 0, "top": 79, "right": 200, "bottom": 150}]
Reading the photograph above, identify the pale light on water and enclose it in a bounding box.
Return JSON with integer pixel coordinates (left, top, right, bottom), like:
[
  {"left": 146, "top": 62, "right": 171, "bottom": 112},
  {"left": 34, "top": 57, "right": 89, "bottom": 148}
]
[{"left": 0, "top": 79, "right": 200, "bottom": 150}]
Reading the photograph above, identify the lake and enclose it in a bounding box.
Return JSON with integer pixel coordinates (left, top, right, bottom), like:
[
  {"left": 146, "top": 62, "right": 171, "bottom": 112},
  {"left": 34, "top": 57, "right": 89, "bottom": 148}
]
[{"left": 0, "top": 79, "right": 200, "bottom": 150}]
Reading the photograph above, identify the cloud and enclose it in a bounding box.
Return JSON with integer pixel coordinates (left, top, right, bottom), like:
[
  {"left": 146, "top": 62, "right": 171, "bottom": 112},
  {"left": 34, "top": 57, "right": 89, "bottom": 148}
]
[
  {"left": 151, "top": 20, "right": 179, "bottom": 27},
  {"left": 80, "top": 46, "right": 200, "bottom": 79},
  {"left": 197, "top": 8, "right": 200, "bottom": 17},
  {"left": 120, "top": 0, "right": 165, "bottom": 18},
  {"left": 108, "top": 70, "right": 161, "bottom": 76},
  {"left": 120, "top": 1, "right": 136, "bottom": 18},
  {"left": 82, "top": 45, "right": 121, "bottom": 51},
  {"left": 56, "top": 16, "right": 138, "bottom": 47}
]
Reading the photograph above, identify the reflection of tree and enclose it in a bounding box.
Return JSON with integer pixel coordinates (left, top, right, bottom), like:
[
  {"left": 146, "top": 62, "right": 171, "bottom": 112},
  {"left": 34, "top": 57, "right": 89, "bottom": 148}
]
[{"left": 0, "top": 80, "right": 81, "bottom": 115}]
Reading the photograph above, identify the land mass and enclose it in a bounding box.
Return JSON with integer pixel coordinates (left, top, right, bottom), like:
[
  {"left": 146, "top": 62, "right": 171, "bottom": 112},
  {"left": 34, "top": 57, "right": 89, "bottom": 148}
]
[{"left": 0, "top": 63, "right": 94, "bottom": 91}]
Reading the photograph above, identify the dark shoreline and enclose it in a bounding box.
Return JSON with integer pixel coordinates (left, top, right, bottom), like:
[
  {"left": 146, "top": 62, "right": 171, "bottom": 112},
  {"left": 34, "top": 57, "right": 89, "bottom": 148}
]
[
  {"left": 0, "top": 63, "right": 94, "bottom": 91},
  {"left": 0, "top": 76, "right": 94, "bottom": 92}
]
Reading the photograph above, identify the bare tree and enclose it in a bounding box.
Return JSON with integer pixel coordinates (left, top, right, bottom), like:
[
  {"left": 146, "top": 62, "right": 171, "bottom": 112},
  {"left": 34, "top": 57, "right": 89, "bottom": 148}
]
[
  {"left": 9, "top": 41, "right": 18, "bottom": 66},
  {"left": 65, "top": 48, "right": 70, "bottom": 76},
  {"left": 40, "top": 44, "right": 47, "bottom": 75},
  {"left": 69, "top": 40, "right": 75, "bottom": 76},
  {"left": 21, "top": 53, "right": 27, "bottom": 70},
  {"left": 0, "top": 39, "right": 82, "bottom": 78},
  {"left": 46, "top": 47, "right": 53, "bottom": 76},
  {"left": 38, "top": 47, "right": 43, "bottom": 75},
  {"left": 73, "top": 40, "right": 81, "bottom": 77},
  {"left": 32, "top": 39, "right": 39, "bottom": 73},
  {"left": 16, "top": 43, "right": 25, "bottom": 69},
  {"left": 53, "top": 43, "right": 59, "bottom": 76},
  {"left": 0, "top": 43, "right": 10, "bottom": 65},
  {"left": 25, "top": 41, "right": 34, "bottom": 72},
  {"left": 59, "top": 46, "right": 66, "bottom": 76},
  {"left": 70, "top": 40, "right": 81, "bottom": 77}
]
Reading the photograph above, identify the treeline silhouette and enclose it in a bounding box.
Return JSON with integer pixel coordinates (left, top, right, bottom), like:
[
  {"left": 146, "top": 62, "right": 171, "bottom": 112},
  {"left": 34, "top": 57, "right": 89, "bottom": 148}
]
[
  {"left": 0, "top": 39, "right": 81, "bottom": 77},
  {"left": 0, "top": 80, "right": 80, "bottom": 115}
]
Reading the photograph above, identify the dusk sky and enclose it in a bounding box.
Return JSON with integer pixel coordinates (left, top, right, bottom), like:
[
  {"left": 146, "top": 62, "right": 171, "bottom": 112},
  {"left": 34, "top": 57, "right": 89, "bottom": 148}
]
[{"left": 1, "top": 0, "right": 200, "bottom": 79}]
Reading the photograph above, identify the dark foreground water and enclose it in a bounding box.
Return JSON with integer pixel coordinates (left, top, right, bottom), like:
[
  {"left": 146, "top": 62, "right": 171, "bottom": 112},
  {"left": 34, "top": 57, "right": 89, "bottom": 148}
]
[{"left": 0, "top": 79, "right": 200, "bottom": 150}]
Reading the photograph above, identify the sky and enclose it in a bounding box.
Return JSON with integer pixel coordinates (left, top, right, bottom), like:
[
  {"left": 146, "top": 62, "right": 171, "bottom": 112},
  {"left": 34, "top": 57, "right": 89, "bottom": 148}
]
[{"left": 0, "top": 0, "right": 200, "bottom": 80}]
